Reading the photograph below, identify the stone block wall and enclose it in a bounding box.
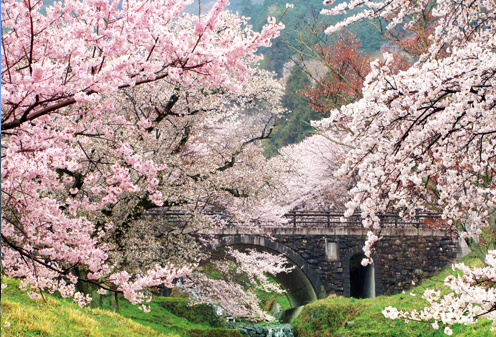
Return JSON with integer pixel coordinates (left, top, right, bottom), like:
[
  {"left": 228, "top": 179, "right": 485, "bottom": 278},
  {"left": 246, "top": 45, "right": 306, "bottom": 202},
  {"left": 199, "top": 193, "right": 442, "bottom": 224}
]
[
  {"left": 374, "top": 236, "right": 457, "bottom": 295},
  {"left": 271, "top": 234, "right": 457, "bottom": 297},
  {"left": 213, "top": 229, "right": 458, "bottom": 299}
]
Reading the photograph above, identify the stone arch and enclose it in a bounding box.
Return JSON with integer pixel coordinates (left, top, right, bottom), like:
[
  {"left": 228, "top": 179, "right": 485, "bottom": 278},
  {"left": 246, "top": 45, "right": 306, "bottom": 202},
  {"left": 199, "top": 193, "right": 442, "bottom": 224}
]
[
  {"left": 343, "top": 246, "right": 382, "bottom": 298},
  {"left": 213, "top": 235, "right": 326, "bottom": 308}
]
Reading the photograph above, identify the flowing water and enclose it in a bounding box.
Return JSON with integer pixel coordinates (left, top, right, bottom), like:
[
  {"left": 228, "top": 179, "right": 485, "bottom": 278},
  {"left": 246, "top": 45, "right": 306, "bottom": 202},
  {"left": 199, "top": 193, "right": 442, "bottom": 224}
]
[
  {"left": 266, "top": 324, "right": 294, "bottom": 337},
  {"left": 225, "top": 323, "right": 294, "bottom": 337}
]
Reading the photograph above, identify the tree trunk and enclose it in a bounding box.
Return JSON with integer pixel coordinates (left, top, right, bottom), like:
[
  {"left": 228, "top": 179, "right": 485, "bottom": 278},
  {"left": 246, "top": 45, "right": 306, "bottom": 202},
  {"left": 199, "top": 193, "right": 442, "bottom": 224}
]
[
  {"left": 90, "top": 290, "right": 104, "bottom": 309},
  {"left": 109, "top": 292, "right": 119, "bottom": 313}
]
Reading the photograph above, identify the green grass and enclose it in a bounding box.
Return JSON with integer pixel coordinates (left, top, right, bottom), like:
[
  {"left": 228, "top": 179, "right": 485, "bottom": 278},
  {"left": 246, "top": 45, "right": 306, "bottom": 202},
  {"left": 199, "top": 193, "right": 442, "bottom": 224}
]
[
  {"left": 0, "top": 277, "right": 241, "bottom": 337},
  {"left": 293, "top": 253, "right": 496, "bottom": 337},
  {"left": 256, "top": 288, "right": 291, "bottom": 313},
  {"left": 0, "top": 277, "right": 173, "bottom": 337},
  {"left": 5, "top": 254, "right": 493, "bottom": 337}
]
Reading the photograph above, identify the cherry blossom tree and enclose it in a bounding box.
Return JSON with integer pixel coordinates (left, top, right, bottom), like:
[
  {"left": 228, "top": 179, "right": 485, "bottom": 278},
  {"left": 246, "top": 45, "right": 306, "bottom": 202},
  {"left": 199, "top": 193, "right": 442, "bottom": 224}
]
[
  {"left": 275, "top": 131, "right": 353, "bottom": 212},
  {"left": 317, "top": 0, "right": 496, "bottom": 333},
  {"left": 292, "top": 28, "right": 410, "bottom": 117},
  {"left": 1, "top": 0, "right": 285, "bottom": 309},
  {"left": 85, "top": 62, "right": 291, "bottom": 310},
  {"left": 97, "top": 61, "right": 290, "bottom": 290},
  {"left": 182, "top": 248, "right": 293, "bottom": 322},
  {"left": 374, "top": 0, "right": 440, "bottom": 59}
]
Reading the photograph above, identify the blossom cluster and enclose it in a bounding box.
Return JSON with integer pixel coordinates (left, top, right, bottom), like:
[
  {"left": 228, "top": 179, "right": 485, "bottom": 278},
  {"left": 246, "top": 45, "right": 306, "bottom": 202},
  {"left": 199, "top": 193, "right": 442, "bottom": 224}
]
[
  {"left": 319, "top": 0, "right": 496, "bottom": 333},
  {"left": 384, "top": 250, "right": 496, "bottom": 333},
  {"left": 182, "top": 248, "right": 294, "bottom": 322},
  {"left": 275, "top": 131, "right": 352, "bottom": 212}
]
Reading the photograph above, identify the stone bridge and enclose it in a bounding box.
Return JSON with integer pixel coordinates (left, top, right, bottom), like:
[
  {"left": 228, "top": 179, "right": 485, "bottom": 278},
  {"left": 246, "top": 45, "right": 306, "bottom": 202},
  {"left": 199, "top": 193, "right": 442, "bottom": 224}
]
[
  {"left": 152, "top": 209, "right": 469, "bottom": 309},
  {"left": 208, "top": 211, "right": 469, "bottom": 309}
]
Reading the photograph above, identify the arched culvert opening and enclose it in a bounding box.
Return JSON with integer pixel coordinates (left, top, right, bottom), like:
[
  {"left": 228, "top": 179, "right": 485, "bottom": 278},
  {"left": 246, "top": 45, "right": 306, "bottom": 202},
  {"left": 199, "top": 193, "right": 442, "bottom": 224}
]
[
  {"left": 212, "top": 235, "right": 325, "bottom": 309},
  {"left": 349, "top": 252, "right": 375, "bottom": 299},
  {"left": 343, "top": 246, "right": 381, "bottom": 298}
]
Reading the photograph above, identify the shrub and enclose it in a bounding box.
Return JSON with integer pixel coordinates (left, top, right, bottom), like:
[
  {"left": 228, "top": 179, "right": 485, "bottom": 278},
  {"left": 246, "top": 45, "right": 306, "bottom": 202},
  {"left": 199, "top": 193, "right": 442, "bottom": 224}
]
[
  {"left": 159, "top": 299, "right": 224, "bottom": 328},
  {"left": 292, "top": 297, "right": 362, "bottom": 337}
]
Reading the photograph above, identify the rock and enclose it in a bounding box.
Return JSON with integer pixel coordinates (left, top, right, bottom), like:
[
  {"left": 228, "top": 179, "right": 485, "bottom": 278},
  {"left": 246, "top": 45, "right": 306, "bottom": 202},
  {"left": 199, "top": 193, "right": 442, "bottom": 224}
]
[{"left": 345, "top": 321, "right": 355, "bottom": 328}]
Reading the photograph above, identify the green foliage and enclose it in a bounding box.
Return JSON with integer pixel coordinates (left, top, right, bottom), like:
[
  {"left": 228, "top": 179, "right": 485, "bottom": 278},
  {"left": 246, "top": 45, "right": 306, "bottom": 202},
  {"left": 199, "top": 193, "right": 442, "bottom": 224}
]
[
  {"left": 170, "top": 287, "right": 191, "bottom": 298},
  {"left": 275, "top": 295, "right": 291, "bottom": 311},
  {"left": 158, "top": 298, "right": 225, "bottom": 327},
  {"left": 186, "top": 329, "right": 244, "bottom": 337},
  {"left": 3, "top": 255, "right": 494, "bottom": 337},
  {"left": 240, "top": 0, "right": 385, "bottom": 156},
  {"left": 292, "top": 253, "right": 495, "bottom": 337},
  {"left": 264, "top": 66, "right": 321, "bottom": 157},
  {"left": 106, "top": 296, "right": 240, "bottom": 337},
  {"left": 198, "top": 257, "right": 291, "bottom": 318},
  {"left": 280, "top": 66, "right": 311, "bottom": 111},
  {"left": 256, "top": 289, "right": 291, "bottom": 313}
]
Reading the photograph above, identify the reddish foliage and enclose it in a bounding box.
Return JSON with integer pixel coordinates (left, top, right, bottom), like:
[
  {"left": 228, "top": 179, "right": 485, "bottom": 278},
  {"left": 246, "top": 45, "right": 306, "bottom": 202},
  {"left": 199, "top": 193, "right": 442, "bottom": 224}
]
[
  {"left": 299, "top": 32, "right": 370, "bottom": 117},
  {"left": 299, "top": 32, "right": 410, "bottom": 118}
]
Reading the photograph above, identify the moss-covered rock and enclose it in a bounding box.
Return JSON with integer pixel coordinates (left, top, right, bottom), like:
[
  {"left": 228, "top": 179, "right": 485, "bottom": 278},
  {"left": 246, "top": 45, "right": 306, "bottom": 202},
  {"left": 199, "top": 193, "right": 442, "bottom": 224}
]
[{"left": 292, "top": 296, "right": 362, "bottom": 337}]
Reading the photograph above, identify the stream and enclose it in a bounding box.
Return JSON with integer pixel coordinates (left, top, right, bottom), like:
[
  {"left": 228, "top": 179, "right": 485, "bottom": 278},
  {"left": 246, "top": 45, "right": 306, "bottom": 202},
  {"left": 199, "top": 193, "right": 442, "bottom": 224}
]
[{"left": 225, "top": 323, "right": 294, "bottom": 337}]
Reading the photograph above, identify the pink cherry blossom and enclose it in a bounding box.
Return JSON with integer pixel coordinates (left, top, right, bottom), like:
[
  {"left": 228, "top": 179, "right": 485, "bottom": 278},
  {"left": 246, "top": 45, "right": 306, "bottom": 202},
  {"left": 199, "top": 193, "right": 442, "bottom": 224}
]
[{"left": 1, "top": 0, "right": 284, "bottom": 310}]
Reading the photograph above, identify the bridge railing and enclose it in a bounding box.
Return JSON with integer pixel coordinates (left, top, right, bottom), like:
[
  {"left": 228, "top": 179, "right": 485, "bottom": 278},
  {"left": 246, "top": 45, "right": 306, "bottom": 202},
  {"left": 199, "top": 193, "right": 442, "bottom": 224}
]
[
  {"left": 283, "top": 210, "right": 442, "bottom": 229},
  {"left": 146, "top": 208, "right": 443, "bottom": 230},
  {"left": 144, "top": 208, "right": 228, "bottom": 226}
]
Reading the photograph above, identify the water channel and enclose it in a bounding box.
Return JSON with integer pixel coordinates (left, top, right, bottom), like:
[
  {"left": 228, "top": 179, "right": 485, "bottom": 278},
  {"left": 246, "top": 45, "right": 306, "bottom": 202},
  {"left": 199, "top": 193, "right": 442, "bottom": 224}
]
[{"left": 225, "top": 323, "right": 294, "bottom": 337}]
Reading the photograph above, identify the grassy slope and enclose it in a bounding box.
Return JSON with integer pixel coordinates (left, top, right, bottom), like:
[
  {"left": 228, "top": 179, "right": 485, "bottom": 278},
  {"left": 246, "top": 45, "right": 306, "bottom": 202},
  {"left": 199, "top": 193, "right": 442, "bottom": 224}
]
[
  {"left": 293, "top": 253, "right": 496, "bottom": 337},
  {"left": 116, "top": 297, "right": 242, "bottom": 337},
  {"left": 0, "top": 277, "right": 241, "bottom": 337},
  {"left": 0, "top": 276, "right": 171, "bottom": 337},
  {"left": 4, "top": 254, "right": 494, "bottom": 337}
]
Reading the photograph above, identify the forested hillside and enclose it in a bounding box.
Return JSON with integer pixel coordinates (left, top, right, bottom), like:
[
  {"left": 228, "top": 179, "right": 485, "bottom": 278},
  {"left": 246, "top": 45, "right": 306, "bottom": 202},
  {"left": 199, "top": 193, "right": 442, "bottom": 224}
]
[
  {"left": 234, "top": 0, "right": 387, "bottom": 155},
  {"left": 263, "top": 66, "right": 320, "bottom": 157},
  {"left": 238, "top": 0, "right": 385, "bottom": 75}
]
